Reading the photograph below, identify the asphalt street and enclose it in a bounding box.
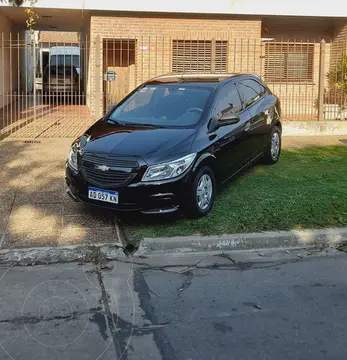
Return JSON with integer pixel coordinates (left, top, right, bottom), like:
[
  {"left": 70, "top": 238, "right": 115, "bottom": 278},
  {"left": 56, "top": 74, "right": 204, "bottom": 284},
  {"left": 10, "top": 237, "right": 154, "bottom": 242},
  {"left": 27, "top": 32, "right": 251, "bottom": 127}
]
[{"left": 1, "top": 246, "right": 347, "bottom": 360}]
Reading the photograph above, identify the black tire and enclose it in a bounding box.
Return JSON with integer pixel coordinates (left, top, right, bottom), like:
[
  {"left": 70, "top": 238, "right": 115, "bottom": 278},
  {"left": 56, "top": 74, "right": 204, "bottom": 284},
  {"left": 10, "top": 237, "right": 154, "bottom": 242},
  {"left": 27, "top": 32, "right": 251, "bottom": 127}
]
[
  {"left": 263, "top": 126, "right": 281, "bottom": 165},
  {"left": 185, "top": 166, "right": 216, "bottom": 218}
]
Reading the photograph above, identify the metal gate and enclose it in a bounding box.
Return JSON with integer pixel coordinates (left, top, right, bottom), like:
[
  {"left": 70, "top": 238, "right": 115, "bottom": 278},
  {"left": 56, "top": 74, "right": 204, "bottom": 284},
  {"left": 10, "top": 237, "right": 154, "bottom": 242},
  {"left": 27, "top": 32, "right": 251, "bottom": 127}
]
[
  {"left": 100, "top": 35, "right": 347, "bottom": 122},
  {"left": 0, "top": 33, "right": 93, "bottom": 140},
  {"left": 1, "top": 32, "right": 347, "bottom": 141}
]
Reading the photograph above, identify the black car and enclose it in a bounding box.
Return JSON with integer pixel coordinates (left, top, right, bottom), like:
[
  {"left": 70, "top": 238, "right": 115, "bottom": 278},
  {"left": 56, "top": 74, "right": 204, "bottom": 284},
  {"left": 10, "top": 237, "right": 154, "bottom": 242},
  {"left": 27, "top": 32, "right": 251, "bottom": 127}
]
[{"left": 66, "top": 73, "right": 282, "bottom": 218}]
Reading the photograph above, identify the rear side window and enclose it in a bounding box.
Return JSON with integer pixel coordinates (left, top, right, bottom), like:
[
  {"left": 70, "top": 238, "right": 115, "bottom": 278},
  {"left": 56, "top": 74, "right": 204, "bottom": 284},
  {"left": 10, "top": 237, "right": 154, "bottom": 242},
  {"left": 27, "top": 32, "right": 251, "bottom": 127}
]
[
  {"left": 239, "top": 79, "right": 267, "bottom": 108},
  {"left": 215, "top": 82, "right": 243, "bottom": 117}
]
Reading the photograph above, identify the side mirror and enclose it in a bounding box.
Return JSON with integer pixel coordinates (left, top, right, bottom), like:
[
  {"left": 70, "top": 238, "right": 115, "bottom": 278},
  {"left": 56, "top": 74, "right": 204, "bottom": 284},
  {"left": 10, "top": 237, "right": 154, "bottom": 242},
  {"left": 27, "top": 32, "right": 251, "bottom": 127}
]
[{"left": 219, "top": 112, "right": 240, "bottom": 126}]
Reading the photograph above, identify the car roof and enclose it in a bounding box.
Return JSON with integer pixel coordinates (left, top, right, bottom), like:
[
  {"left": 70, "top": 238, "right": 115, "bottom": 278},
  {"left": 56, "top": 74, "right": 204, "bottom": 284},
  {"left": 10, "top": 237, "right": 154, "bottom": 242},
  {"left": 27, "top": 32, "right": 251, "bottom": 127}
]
[{"left": 144, "top": 73, "right": 261, "bottom": 86}]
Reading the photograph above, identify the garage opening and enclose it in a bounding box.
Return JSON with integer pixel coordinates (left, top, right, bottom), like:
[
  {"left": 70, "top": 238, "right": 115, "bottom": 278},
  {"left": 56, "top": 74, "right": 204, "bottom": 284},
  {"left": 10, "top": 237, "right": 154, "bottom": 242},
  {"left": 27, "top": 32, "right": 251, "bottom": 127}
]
[{"left": 0, "top": 30, "right": 93, "bottom": 139}]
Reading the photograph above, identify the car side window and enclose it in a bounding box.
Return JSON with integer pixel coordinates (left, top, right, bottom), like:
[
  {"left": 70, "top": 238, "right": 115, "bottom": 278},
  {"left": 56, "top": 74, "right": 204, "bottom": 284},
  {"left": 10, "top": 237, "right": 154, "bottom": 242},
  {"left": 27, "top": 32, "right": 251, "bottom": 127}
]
[
  {"left": 239, "top": 79, "right": 267, "bottom": 108},
  {"left": 215, "top": 82, "right": 243, "bottom": 118}
]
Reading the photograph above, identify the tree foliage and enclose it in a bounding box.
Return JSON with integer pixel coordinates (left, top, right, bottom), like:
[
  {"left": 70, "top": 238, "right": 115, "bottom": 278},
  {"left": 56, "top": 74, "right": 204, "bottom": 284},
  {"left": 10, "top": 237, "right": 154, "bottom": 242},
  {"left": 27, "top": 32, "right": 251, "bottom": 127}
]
[
  {"left": 25, "top": 0, "right": 38, "bottom": 33},
  {"left": 329, "top": 55, "right": 347, "bottom": 93},
  {"left": 325, "top": 55, "right": 347, "bottom": 106}
]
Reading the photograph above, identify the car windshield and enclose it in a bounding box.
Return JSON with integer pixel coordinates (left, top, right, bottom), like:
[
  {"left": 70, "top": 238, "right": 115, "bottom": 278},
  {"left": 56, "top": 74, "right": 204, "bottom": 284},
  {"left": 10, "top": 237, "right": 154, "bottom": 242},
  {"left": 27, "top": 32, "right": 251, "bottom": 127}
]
[
  {"left": 50, "top": 54, "right": 80, "bottom": 67},
  {"left": 108, "top": 84, "right": 214, "bottom": 127}
]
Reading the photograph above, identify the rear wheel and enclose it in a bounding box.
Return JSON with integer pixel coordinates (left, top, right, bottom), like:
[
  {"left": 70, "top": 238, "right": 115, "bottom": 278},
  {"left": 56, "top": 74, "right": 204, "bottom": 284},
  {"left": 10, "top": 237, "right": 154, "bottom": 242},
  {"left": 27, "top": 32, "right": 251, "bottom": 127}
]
[
  {"left": 186, "top": 166, "right": 215, "bottom": 218},
  {"left": 263, "top": 126, "right": 281, "bottom": 164}
]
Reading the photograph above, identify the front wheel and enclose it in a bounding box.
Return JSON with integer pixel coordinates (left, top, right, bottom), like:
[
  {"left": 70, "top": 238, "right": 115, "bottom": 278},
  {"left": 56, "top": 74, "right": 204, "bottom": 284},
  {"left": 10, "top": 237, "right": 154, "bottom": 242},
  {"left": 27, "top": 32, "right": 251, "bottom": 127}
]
[
  {"left": 263, "top": 126, "right": 281, "bottom": 164},
  {"left": 185, "top": 166, "right": 215, "bottom": 218}
]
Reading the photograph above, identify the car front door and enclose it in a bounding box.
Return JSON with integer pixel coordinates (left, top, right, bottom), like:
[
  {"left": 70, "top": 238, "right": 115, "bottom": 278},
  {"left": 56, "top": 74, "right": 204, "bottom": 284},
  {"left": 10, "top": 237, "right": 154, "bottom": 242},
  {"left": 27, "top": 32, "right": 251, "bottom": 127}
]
[
  {"left": 237, "top": 78, "right": 270, "bottom": 157},
  {"left": 210, "top": 81, "right": 252, "bottom": 182}
]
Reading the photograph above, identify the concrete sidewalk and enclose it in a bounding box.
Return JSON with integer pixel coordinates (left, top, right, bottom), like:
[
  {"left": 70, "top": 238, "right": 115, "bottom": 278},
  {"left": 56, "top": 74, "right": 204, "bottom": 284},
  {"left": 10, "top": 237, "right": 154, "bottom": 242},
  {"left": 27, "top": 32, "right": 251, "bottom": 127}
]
[
  {"left": 0, "top": 135, "right": 345, "bottom": 252},
  {"left": 0, "top": 139, "right": 120, "bottom": 251}
]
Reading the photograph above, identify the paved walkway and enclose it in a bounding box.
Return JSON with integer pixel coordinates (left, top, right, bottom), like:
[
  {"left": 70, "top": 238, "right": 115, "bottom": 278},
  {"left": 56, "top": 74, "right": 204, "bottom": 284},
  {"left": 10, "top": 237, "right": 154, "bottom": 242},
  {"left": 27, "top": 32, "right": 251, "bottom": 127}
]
[
  {"left": 0, "top": 96, "right": 93, "bottom": 139},
  {"left": 0, "top": 136, "right": 345, "bottom": 250}
]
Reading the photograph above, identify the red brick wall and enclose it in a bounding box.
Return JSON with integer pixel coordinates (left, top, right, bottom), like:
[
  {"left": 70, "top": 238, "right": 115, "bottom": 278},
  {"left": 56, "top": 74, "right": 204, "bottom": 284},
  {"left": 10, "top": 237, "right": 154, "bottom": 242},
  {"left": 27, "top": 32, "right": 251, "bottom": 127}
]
[
  {"left": 323, "top": 21, "right": 347, "bottom": 113},
  {"left": 87, "top": 15, "right": 337, "bottom": 120},
  {"left": 39, "top": 31, "right": 79, "bottom": 45},
  {"left": 89, "top": 15, "right": 262, "bottom": 118},
  {"left": 329, "top": 18, "right": 347, "bottom": 100},
  {"left": 90, "top": 15, "right": 261, "bottom": 38},
  {"left": 331, "top": 21, "right": 347, "bottom": 67}
]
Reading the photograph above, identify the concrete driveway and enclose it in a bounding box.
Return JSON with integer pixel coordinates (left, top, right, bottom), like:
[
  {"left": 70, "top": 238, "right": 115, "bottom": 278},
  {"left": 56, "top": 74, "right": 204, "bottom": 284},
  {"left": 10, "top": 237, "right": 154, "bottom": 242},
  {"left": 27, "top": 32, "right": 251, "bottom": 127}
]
[
  {"left": 0, "top": 139, "right": 119, "bottom": 251},
  {"left": 0, "top": 97, "right": 94, "bottom": 139}
]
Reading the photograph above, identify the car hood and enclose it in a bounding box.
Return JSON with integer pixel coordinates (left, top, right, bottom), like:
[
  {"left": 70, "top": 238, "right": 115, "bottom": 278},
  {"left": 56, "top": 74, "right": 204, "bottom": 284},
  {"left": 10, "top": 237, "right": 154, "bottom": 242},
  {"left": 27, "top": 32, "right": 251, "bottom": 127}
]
[{"left": 81, "top": 120, "right": 197, "bottom": 163}]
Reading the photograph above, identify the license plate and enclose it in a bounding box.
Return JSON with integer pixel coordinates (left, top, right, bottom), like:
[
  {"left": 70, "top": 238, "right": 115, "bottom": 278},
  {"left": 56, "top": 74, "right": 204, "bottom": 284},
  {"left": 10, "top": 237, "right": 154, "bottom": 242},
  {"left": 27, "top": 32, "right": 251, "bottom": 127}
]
[{"left": 88, "top": 187, "right": 118, "bottom": 204}]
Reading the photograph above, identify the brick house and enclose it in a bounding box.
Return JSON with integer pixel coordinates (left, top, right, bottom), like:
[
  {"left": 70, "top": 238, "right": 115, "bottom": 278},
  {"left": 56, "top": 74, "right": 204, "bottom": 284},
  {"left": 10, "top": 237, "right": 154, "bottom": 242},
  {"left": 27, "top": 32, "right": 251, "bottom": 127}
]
[
  {"left": 87, "top": 14, "right": 347, "bottom": 121},
  {"left": 1, "top": 0, "right": 347, "bottom": 123}
]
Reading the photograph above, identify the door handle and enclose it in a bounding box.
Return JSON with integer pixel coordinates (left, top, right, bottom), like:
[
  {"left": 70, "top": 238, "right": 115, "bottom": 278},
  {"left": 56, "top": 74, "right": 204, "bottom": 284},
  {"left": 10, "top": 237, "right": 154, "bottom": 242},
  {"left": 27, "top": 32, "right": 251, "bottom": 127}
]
[{"left": 244, "top": 122, "right": 251, "bottom": 132}]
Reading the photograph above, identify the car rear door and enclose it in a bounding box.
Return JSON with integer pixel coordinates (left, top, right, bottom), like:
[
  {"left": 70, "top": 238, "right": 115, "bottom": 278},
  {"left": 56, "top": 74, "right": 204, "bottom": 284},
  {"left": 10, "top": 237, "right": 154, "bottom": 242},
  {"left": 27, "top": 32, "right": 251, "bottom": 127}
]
[{"left": 237, "top": 78, "right": 272, "bottom": 156}]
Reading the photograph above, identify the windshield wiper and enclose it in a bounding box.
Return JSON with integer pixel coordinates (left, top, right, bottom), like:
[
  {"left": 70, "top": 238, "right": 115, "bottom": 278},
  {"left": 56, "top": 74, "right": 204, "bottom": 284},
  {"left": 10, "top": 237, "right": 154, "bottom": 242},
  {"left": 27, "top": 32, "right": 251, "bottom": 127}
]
[
  {"left": 106, "top": 119, "right": 162, "bottom": 128},
  {"left": 126, "top": 122, "right": 161, "bottom": 128}
]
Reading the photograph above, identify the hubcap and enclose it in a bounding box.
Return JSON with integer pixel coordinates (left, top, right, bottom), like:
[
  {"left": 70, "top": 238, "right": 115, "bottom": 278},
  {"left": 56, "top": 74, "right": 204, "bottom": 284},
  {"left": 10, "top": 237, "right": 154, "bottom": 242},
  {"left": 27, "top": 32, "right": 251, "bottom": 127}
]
[
  {"left": 271, "top": 132, "right": 280, "bottom": 160},
  {"left": 196, "top": 174, "right": 213, "bottom": 210}
]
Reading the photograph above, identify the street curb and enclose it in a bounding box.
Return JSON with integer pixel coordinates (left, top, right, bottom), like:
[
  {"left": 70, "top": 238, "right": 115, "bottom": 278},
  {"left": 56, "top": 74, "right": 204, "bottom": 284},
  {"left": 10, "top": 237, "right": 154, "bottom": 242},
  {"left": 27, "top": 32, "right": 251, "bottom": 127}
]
[
  {"left": 0, "top": 243, "right": 126, "bottom": 266},
  {"left": 136, "top": 227, "right": 347, "bottom": 255},
  {"left": 2, "top": 228, "right": 346, "bottom": 265}
]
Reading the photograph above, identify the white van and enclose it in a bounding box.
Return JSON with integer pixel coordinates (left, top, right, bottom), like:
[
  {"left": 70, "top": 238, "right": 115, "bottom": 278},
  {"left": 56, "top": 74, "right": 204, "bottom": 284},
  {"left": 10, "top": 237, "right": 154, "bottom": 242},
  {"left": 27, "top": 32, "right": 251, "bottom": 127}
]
[
  {"left": 49, "top": 46, "right": 81, "bottom": 75},
  {"left": 35, "top": 46, "right": 81, "bottom": 93}
]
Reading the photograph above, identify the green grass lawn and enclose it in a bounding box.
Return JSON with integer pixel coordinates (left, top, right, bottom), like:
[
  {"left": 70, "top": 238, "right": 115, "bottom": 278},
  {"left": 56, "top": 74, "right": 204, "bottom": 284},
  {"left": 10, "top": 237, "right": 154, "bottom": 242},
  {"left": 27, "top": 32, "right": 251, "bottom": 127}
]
[{"left": 123, "top": 145, "right": 347, "bottom": 242}]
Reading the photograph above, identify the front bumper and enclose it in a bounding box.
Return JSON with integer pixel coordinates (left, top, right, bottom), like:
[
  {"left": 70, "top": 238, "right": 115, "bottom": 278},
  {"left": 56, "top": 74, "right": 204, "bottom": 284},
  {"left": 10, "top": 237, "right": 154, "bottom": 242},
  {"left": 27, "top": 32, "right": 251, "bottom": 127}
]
[{"left": 65, "top": 164, "right": 191, "bottom": 214}]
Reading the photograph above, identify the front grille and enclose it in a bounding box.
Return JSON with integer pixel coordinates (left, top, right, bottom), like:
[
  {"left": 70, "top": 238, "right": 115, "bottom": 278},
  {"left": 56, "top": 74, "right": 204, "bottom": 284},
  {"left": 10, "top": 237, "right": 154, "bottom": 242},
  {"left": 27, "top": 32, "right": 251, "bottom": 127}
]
[
  {"left": 80, "top": 152, "right": 139, "bottom": 188},
  {"left": 82, "top": 152, "right": 139, "bottom": 168},
  {"left": 82, "top": 167, "right": 135, "bottom": 188}
]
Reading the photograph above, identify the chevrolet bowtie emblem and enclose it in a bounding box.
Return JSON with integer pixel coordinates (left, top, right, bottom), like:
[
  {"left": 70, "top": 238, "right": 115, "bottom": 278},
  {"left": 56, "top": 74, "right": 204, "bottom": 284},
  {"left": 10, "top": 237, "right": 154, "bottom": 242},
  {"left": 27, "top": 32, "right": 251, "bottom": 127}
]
[{"left": 96, "top": 165, "right": 110, "bottom": 171}]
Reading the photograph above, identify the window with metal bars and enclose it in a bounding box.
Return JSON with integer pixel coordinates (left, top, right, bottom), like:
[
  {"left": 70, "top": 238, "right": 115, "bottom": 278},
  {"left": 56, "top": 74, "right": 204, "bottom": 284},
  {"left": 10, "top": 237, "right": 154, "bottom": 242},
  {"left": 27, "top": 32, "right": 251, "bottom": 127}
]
[
  {"left": 172, "top": 40, "right": 228, "bottom": 73},
  {"left": 264, "top": 42, "right": 314, "bottom": 83}
]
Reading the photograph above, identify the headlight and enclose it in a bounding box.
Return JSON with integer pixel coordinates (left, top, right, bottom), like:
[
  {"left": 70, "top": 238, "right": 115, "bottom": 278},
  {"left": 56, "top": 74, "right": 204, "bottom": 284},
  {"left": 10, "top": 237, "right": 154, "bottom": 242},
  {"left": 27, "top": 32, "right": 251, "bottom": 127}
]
[
  {"left": 67, "top": 143, "right": 79, "bottom": 171},
  {"left": 142, "top": 153, "right": 196, "bottom": 182}
]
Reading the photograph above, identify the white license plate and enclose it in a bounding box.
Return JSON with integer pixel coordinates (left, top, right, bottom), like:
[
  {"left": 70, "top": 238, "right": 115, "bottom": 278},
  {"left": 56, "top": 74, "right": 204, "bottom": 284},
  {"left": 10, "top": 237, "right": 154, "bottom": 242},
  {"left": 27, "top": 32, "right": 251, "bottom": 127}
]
[{"left": 88, "top": 187, "right": 118, "bottom": 204}]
